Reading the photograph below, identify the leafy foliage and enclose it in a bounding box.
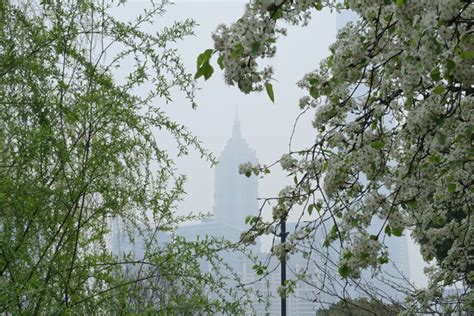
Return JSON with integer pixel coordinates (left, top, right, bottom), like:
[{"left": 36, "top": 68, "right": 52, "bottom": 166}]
[{"left": 0, "top": 0, "right": 245, "bottom": 313}]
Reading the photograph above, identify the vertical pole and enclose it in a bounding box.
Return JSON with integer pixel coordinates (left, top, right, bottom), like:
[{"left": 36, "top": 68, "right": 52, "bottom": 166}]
[{"left": 280, "top": 219, "right": 287, "bottom": 316}]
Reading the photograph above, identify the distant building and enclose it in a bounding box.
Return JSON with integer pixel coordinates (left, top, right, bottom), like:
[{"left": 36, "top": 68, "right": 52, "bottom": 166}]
[
  {"left": 178, "top": 112, "right": 258, "bottom": 244},
  {"left": 110, "top": 111, "right": 410, "bottom": 314},
  {"left": 176, "top": 113, "right": 261, "bottom": 293},
  {"left": 177, "top": 114, "right": 318, "bottom": 315},
  {"left": 214, "top": 114, "right": 259, "bottom": 232}
]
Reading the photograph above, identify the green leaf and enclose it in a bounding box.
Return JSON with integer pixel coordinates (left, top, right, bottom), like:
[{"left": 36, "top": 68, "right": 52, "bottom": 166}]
[
  {"left": 40, "top": 0, "right": 52, "bottom": 6},
  {"left": 309, "top": 85, "right": 319, "bottom": 99},
  {"left": 327, "top": 55, "right": 334, "bottom": 68},
  {"left": 385, "top": 225, "right": 392, "bottom": 237},
  {"left": 265, "top": 82, "right": 275, "bottom": 103},
  {"left": 245, "top": 216, "right": 257, "bottom": 225},
  {"left": 445, "top": 59, "right": 455, "bottom": 73},
  {"left": 395, "top": 0, "right": 406, "bottom": 6},
  {"left": 230, "top": 43, "right": 244, "bottom": 59},
  {"left": 195, "top": 49, "right": 214, "bottom": 80},
  {"left": 370, "top": 140, "right": 385, "bottom": 150},
  {"left": 217, "top": 55, "right": 225, "bottom": 70},
  {"left": 196, "top": 49, "right": 213, "bottom": 69},
  {"left": 308, "top": 204, "right": 314, "bottom": 215},
  {"left": 270, "top": 8, "right": 283, "bottom": 20},
  {"left": 433, "top": 85, "right": 446, "bottom": 95},
  {"left": 195, "top": 62, "right": 214, "bottom": 81},
  {"left": 202, "top": 63, "right": 214, "bottom": 80},
  {"left": 339, "top": 264, "right": 350, "bottom": 278},
  {"left": 266, "top": 37, "right": 276, "bottom": 43},
  {"left": 253, "top": 264, "right": 266, "bottom": 276},
  {"left": 428, "top": 155, "right": 441, "bottom": 163},
  {"left": 245, "top": 216, "right": 251, "bottom": 224},
  {"left": 438, "top": 132, "right": 447, "bottom": 145},
  {"left": 251, "top": 42, "right": 260, "bottom": 54},
  {"left": 378, "top": 256, "right": 389, "bottom": 264},
  {"left": 313, "top": 2, "right": 323, "bottom": 10},
  {"left": 393, "top": 227, "right": 403, "bottom": 237},
  {"left": 194, "top": 69, "right": 203, "bottom": 80},
  {"left": 430, "top": 67, "right": 441, "bottom": 81},
  {"left": 447, "top": 183, "right": 456, "bottom": 193},
  {"left": 322, "top": 84, "right": 332, "bottom": 95},
  {"left": 360, "top": 252, "right": 370, "bottom": 262},
  {"left": 460, "top": 50, "right": 474, "bottom": 60},
  {"left": 343, "top": 251, "right": 353, "bottom": 259},
  {"left": 238, "top": 79, "right": 252, "bottom": 94},
  {"left": 315, "top": 202, "right": 322, "bottom": 213},
  {"left": 321, "top": 161, "right": 329, "bottom": 172}
]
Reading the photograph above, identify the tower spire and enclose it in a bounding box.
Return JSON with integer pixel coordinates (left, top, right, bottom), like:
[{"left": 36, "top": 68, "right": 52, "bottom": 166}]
[
  {"left": 232, "top": 105, "right": 241, "bottom": 138},
  {"left": 214, "top": 110, "right": 258, "bottom": 230}
]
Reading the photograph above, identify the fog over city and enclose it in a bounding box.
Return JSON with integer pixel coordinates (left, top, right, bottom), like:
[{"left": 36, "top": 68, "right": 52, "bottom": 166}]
[
  {"left": 6, "top": 1, "right": 469, "bottom": 314},
  {"left": 112, "top": 0, "right": 428, "bottom": 288}
]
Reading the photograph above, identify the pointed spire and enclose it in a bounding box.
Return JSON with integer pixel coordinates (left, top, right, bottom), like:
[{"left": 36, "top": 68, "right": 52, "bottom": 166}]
[{"left": 232, "top": 105, "right": 241, "bottom": 138}]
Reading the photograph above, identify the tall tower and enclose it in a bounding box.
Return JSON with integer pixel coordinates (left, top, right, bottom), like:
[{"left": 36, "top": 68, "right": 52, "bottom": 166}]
[{"left": 213, "top": 113, "right": 258, "bottom": 230}]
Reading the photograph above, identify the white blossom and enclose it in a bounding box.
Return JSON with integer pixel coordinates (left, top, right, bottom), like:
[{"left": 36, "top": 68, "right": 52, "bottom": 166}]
[{"left": 212, "top": 0, "right": 473, "bottom": 311}]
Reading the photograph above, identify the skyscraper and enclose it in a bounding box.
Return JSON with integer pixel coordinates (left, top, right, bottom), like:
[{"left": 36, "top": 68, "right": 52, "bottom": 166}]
[
  {"left": 214, "top": 113, "right": 259, "bottom": 231},
  {"left": 110, "top": 114, "right": 259, "bottom": 258},
  {"left": 178, "top": 112, "right": 259, "bottom": 243}
]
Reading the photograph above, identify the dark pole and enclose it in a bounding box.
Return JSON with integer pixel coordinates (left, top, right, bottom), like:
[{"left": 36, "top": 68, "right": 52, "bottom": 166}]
[{"left": 280, "top": 219, "right": 287, "bottom": 316}]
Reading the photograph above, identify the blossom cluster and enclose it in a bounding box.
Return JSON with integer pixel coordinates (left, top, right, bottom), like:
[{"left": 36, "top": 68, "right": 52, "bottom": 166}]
[
  {"left": 212, "top": 0, "right": 334, "bottom": 93},
  {"left": 215, "top": 0, "right": 473, "bottom": 311}
]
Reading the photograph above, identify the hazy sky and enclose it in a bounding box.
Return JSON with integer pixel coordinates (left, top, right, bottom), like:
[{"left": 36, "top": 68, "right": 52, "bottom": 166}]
[{"left": 113, "top": 0, "right": 428, "bottom": 287}]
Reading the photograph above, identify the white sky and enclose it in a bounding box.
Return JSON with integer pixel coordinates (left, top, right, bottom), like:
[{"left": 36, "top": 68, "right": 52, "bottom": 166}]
[{"left": 112, "top": 0, "right": 428, "bottom": 287}]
